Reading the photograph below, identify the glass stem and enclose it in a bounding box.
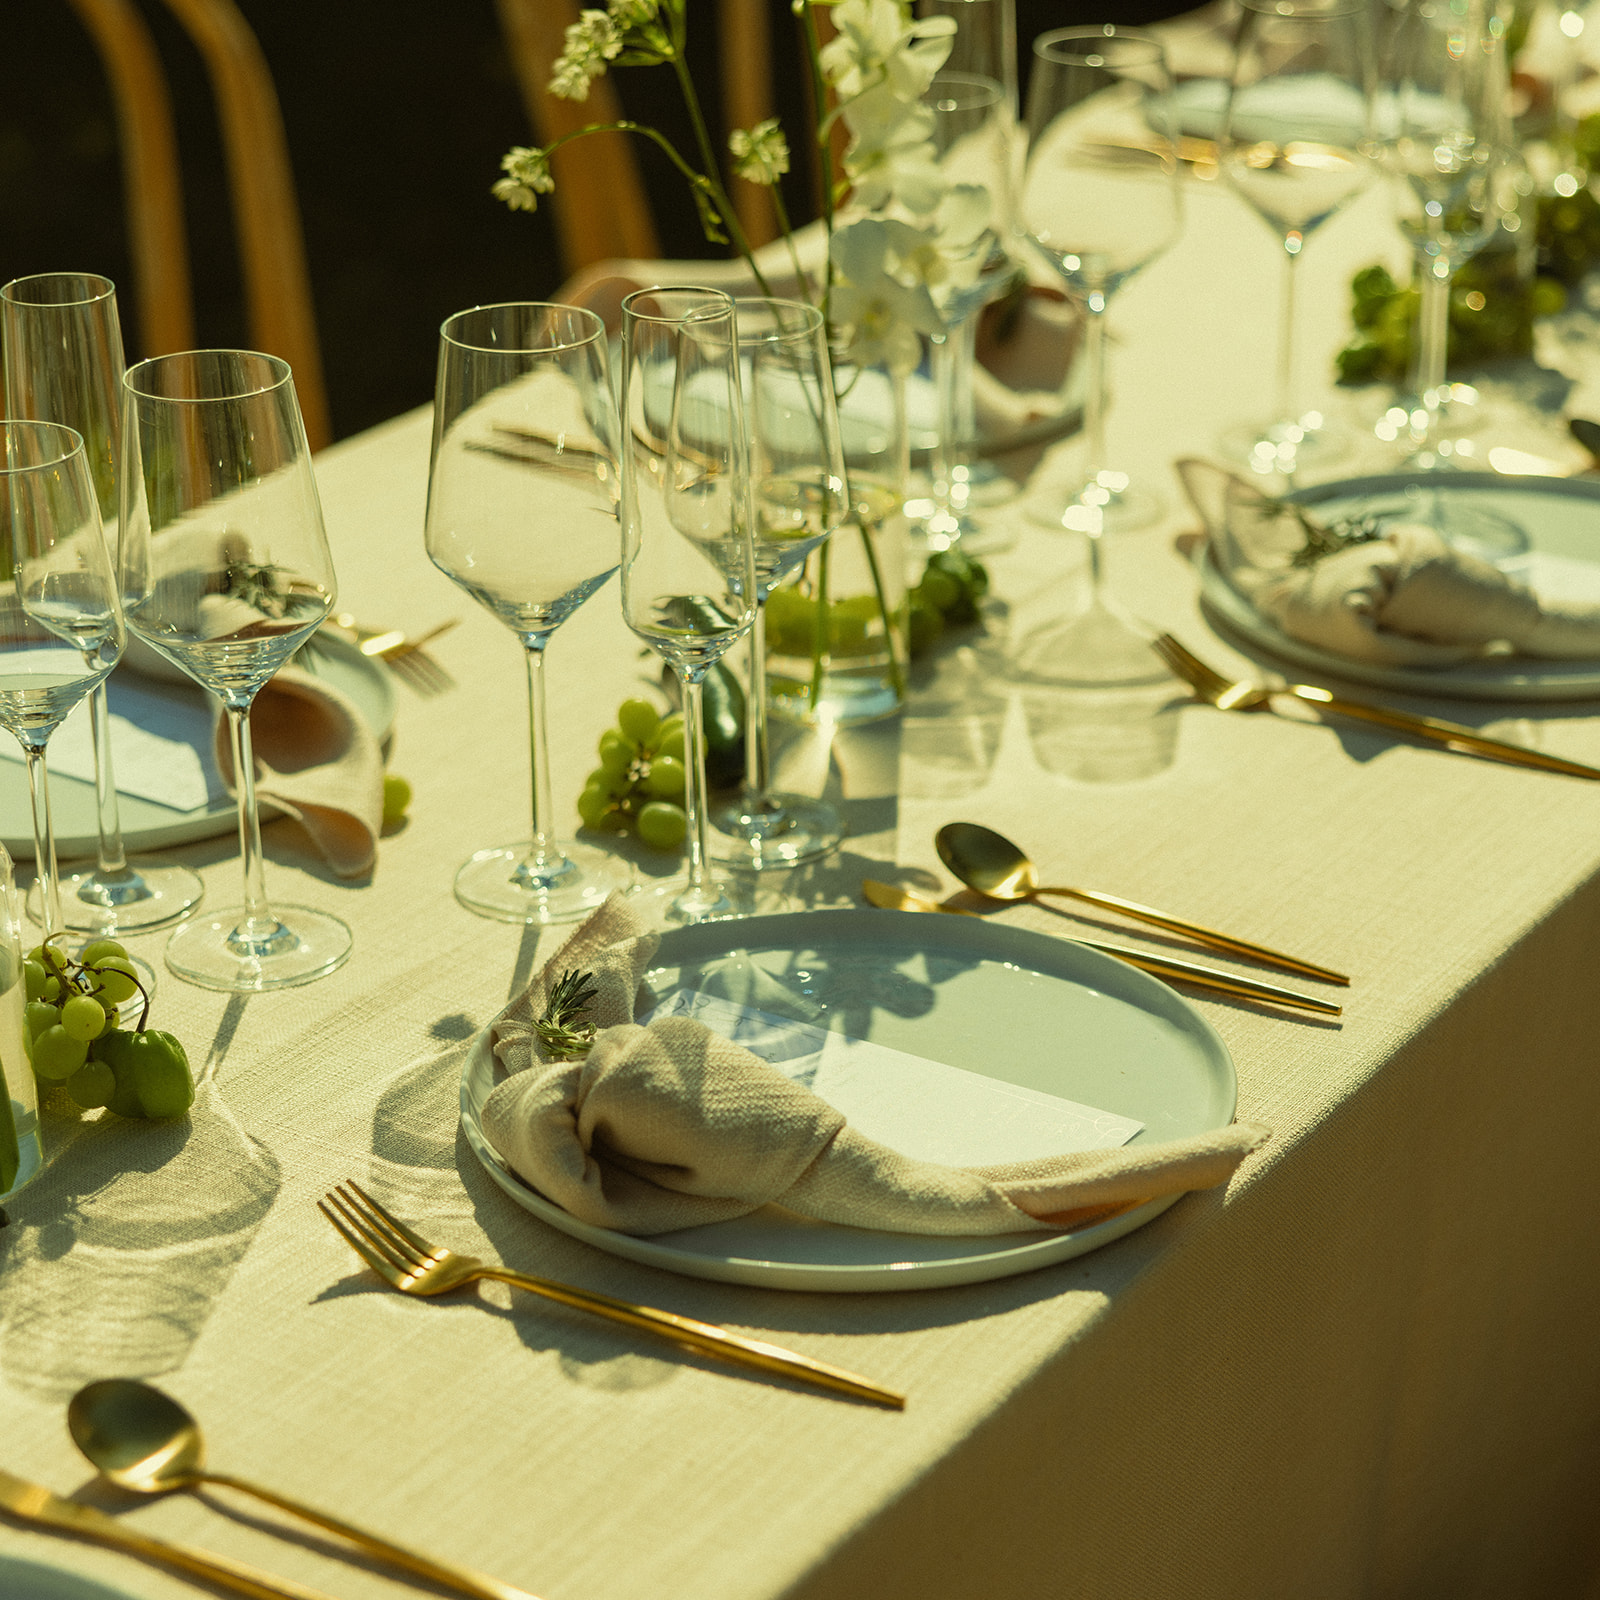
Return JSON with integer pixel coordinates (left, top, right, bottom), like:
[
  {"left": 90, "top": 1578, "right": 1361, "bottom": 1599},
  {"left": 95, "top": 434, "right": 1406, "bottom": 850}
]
[
  {"left": 930, "top": 330, "right": 959, "bottom": 517},
  {"left": 1277, "top": 235, "right": 1302, "bottom": 428},
  {"left": 743, "top": 602, "right": 772, "bottom": 804},
  {"left": 523, "top": 639, "right": 555, "bottom": 868},
  {"left": 680, "top": 669, "right": 714, "bottom": 900},
  {"left": 86, "top": 681, "right": 129, "bottom": 878},
  {"left": 1082, "top": 290, "right": 1108, "bottom": 492},
  {"left": 1414, "top": 255, "right": 1453, "bottom": 451},
  {"left": 22, "top": 743, "right": 62, "bottom": 937},
  {"left": 226, "top": 703, "right": 276, "bottom": 941}
]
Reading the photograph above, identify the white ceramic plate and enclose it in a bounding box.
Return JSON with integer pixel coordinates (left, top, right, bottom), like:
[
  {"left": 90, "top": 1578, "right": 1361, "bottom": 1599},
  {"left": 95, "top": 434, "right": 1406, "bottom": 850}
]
[
  {"left": 0, "top": 633, "right": 396, "bottom": 860},
  {"left": 0, "top": 1558, "right": 144, "bottom": 1600},
  {"left": 1200, "top": 472, "right": 1600, "bottom": 702},
  {"left": 459, "top": 909, "right": 1237, "bottom": 1292}
]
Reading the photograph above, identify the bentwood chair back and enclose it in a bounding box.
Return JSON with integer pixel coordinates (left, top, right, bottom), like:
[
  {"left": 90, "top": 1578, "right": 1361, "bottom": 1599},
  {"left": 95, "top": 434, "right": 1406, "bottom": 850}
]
[{"left": 60, "top": 0, "right": 330, "bottom": 450}]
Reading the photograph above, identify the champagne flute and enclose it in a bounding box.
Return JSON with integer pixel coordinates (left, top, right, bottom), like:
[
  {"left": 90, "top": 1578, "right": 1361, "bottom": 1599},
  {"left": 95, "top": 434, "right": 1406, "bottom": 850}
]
[
  {"left": 710, "top": 298, "right": 848, "bottom": 870},
  {"left": 1018, "top": 28, "right": 1183, "bottom": 538},
  {"left": 1, "top": 272, "right": 205, "bottom": 933},
  {"left": 619, "top": 288, "right": 757, "bottom": 924},
  {"left": 425, "top": 302, "right": 630, "bottom": 923},
  {"left": 120, "top": 351, "right": 350, "bottom": 991},
  {"left": 0, "top": 421, "right": 124, "bottom": 942},
  {"left": 1220, "top": 0, "right": 1373, "bottom": 477}
]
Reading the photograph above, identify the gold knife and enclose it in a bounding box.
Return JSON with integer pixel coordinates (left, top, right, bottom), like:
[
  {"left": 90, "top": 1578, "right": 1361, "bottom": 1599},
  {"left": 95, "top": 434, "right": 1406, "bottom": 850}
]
[
  {"left": 0, "top": 1466, "right": 341, "bottom": 1600},
  {"left": 862, "top": 881, "right": 1343, "bottom": 1017}
]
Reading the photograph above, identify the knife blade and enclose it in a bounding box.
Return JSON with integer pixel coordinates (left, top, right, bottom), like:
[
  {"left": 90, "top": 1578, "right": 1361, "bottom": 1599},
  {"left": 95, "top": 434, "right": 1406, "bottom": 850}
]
[
  {"left": 0, "top": 1467, "right": 340, "bottom": 1600},
  {"left": 861, "top": 881, "right": 1342, "bottom": 1016}
]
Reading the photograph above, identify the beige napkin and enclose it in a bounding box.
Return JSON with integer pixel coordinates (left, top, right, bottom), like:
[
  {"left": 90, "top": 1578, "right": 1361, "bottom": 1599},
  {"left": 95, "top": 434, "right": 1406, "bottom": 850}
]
[
  {"left": 1178, "top": 459, "right": 1600, "bottom": 667},
  {"left": 211, "top": 667, "right": 384, "bottom": 878},
  {"left": 481, "top": 896, "right": 1268, "bottom": 1238}
]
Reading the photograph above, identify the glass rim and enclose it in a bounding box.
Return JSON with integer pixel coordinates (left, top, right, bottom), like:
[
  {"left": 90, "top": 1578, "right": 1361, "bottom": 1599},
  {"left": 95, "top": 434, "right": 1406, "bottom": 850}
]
[
  {"left": 122, "top": 349, "right": 292, "bottom": 403},
  {"left": 1, "top": 271, "right": 116, "bottom": 309},
  {"left": 620, "top": 284, "right": 735, "bottom": 328},
  {"left": 0, "top": 419, "right": 87, "bottom": 475},
  {"left": 1033, "top": 26, "right": 1167, "bottom": 68},
  {"left": 438, "top": 300, "right": 606, "bottom": 355},
  {"left": 927, "top": 69, "right": 1007, "bottom": 109},
  {"left": 1237, "top": 0, "right": 1362, "bottom": 15},
  {"left": 731, "top": 296, "right": 826, "bottom": 339}
]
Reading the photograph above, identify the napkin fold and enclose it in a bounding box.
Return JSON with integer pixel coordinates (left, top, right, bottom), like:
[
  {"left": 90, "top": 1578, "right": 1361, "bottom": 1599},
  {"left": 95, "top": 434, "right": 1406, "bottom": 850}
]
[
  {"left": 1179, "top": 459, "right": 1600, "bottom": 667},
  {"left": 481, "top": 896, "right": 1268, "bottom": 1238}
]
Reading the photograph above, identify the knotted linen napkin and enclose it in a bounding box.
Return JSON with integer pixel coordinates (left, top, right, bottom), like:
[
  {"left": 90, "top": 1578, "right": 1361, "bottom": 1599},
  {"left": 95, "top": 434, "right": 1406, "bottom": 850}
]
[
  {"left": 1179, "top": 458, "right": 1600, "bottom": 668},
  {"left": 480, "top": 895, "right": 1269, "bottom": 1238}
]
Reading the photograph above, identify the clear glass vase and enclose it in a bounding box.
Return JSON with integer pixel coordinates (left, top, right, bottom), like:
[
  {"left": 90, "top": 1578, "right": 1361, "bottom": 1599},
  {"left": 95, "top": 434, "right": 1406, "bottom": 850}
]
[{"left": 1, "top": 844, "right": 42, "bottom": 1211}]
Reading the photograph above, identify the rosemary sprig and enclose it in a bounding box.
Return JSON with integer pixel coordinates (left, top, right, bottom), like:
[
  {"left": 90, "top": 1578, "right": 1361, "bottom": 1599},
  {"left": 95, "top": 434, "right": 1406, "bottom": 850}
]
[
  {"left": 535, "top": 969, "right": 601, "bottom": 1061},
  {"left": 1257, "top": 496, "right": 1388, "bottom": 569}
]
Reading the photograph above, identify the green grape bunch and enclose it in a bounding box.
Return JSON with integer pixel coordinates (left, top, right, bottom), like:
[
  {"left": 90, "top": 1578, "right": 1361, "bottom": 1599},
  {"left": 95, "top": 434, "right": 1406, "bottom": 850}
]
[
  {"left": 21, "top": 935, "right": 193, "bottom": 1120},
  {"left": 578, "top": 697, "right": 689, "bottom": 853}
]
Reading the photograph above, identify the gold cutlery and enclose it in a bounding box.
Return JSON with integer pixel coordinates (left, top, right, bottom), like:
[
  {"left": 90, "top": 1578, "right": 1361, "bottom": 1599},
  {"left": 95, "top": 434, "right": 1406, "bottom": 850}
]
[
  {"left": 0, "top": 1466, "right": 339, "bottom": 1600},
  {"left": 67, "top": 1379, "right": 536, "bottom": 1600},
  {"left": 319, "top": 1181, "right": 905, "bottom": 1410},
  {"left": 1154, "top": 631, "right": 1600, "bottom": 782},
  {"left": 862, "top": 881, "right": 1342, "bottom": 1016},
  {"left": 935, "top": 822, "right": 1349, "bottom": 985},
  {"left": 316, "top": 613, "right": 459, "bottom": 695}
]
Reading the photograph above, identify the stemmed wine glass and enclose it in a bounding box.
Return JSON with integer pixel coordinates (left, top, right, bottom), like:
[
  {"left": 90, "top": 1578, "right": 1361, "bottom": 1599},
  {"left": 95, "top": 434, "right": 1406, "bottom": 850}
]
[
  {"left": 1, "top": 273, "right": 205, "bottom": 933},
  {"left": 619, "top": 288, "right": 757, "bottom": 924},
  {"left": 1220, "top": 0, "right": 1373, "bottom": 477},
  {"left": 120, "top": 351, "right": 350, "bottom": 991},
  {"left": 425, "top": 303, "right": 630, "bottom": 923},
  {"left": 710, "top": 298, "right": 848, "bottom": 870},
  {"left": 0, "top": 422, "right": 124, "bottom": 942},
  {"left": 1018, "top": 29, "right": 1183, "bottom": 539}
]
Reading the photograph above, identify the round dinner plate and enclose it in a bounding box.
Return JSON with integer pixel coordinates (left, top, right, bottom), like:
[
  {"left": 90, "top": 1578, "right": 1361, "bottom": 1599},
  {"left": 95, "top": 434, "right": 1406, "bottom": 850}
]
[
  {"left": 458, "top": 910, "right": 1238, "bottom": 1293},
  {"left": 0, "top": 1557, "right": 144, "bottom": 1600},
  {"left": 1200, "top": 472, "right": 1600, "bottom": 702},
  {"left": 0, "top": 632, "right": 396, "bottom": 861}
]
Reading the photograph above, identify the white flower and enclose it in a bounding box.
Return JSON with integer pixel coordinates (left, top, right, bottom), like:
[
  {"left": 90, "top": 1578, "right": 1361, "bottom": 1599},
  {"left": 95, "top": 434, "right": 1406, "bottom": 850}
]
[
  {"left": 608, "top": 0, "right": 658, "bottom": 23},
  {"left": 820, "top": 0, "right": 955, "bottom": 102},
  {"left": 842, "top": 86, "right": 945, "bottom": 214},
  {"left": 829, "top": 216, "right": 945, "bottom": 374},
  {"left": 549, "top": 9, "right": 626, "bottom": 101},
  {"left": 493, "top": 145, "right": 555, "bottom": 212},
  {"left": 729, "top": 118, "right": 790, "bottom": 186}
]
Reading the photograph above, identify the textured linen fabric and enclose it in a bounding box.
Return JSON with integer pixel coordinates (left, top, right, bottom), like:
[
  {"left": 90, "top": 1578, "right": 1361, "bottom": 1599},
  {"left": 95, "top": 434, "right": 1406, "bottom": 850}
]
[
  {"left": 483, "top": 895, "right": 1267, "bottom": 1235},
  {"left": 6, "top": 180, "right": 1600, "bottom": 1600}
]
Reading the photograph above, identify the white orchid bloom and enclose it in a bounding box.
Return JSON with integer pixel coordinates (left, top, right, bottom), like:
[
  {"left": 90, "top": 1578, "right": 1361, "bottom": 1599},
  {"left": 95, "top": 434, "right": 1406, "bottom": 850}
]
[
  {"left": 830, "top": 216, "right": 946, "bottom": 374},
  {"left": 842, "top": 86, "right": 946, "bottom": 214},
  {"left": 820, "top": 0, "right": 955, "bottom": 102}
]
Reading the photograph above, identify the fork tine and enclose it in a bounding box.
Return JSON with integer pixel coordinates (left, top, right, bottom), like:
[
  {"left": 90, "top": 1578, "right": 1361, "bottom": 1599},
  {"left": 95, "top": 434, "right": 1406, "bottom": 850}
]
[
  {"left": 344, "top": 1180, "right": 438, "bottom": 1259},
  {"left": 326, "top": 1188, "right": 423, "bottom": 1272},
  {"left": 1155, "top": 633, "right": 1232, "bottom": 696},
  {"left": 319, "top": 1199, "right": 407, "bottom": 1285}
]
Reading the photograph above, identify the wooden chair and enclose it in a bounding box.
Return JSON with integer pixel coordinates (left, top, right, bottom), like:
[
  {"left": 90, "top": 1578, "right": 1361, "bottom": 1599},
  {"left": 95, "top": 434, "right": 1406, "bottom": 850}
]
[{"left": 61, "top": 0, "right": 330, "bottom": 449}]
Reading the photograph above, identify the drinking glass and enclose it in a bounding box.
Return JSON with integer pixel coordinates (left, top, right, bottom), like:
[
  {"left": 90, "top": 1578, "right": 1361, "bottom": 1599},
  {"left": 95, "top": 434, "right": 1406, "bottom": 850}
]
[
  {"left": 1018, "top": 28, "right": 1183, "bottom": 537},
  {"left": 1, "top": 273, "right": 205, "bottom": 933},
  {"left": 2, "top": 841, "right": 42, "bottom": 1211},
  {"left": 120, "top": 351, "right": 350, "bottom": 991},
  {"left": 425, "top": 303, "right": 630, "bottom": 923},
  {"left": 0, "top": 422, "right": 124, "bottom": 943},
  {"left": 710, "top": 298, "right": 848, "bottom": 870},
  {"left": 914, "top": 72, "right": 1015, "bottom": 549},
  {"left": 1220, "top": 0, "right": 1373, "bottom": 477},
  {"left": 619, "top": 288, "right": 757, "bottom": 924},
  {"left": 919, "top": 0, "right": 1016, "bottom": 106}
]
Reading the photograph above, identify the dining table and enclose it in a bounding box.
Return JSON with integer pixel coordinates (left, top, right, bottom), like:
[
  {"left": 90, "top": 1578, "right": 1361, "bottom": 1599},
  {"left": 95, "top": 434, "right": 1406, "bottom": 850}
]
[{"left": 5, "top": 157, "right": 1600, "bottom": 1600}]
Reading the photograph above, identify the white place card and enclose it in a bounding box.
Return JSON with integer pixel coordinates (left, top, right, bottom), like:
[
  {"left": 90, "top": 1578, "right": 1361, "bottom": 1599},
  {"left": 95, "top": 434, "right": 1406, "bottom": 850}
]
[{"left": 642, "top": 989, "right": 1144, "bottom": 1168}]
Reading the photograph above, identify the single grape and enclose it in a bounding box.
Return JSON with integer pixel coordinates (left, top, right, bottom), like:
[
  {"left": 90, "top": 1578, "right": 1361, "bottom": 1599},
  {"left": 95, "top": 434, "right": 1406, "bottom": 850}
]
[
  {"left": 29, "top": 943, "right": 71, "bottom": 978},
  {"left": 33, "top": 1025, "right": 89, "bottom": 1082},
  {"left": 41, "top": 975, "right": 60, "bottom": 1003},
  {"left": 78, "top": 937, "right": 128, "bottom": 967},
  {"left": 87, "top": 956, "right": 139, "bottom": 1007},
  {"left": 25, "top": 1001, "right": 61, "bottom": 1043},
  {"left": 68, "top": 1061, "right": 117, "bottom": 1110},
  {"left": 617, "top": 697, "right": 661, "bottom": 746},
  {"left": 598, "top": 729, "right": 636, "bottom": 776},
  {"left": 656, "top": 724, "right": 686, "bottom": 762},
  {"left": 645, "top": 754, "right": 686, "bottom": 798},
  {"left": 382, "top": 773, "right": 412, "bottom": 828},
  {"left": 577, "top": 785, "right": 617, "bottom": 830},
  {"left": 62, "top": 994, "right": 110, "bottom": 1043},
  {"left": 23, "top": 959, "right": 47, "bottom": 1001},
  {"left": 636, "top": 801, "right": 687, "bottom": 852}
]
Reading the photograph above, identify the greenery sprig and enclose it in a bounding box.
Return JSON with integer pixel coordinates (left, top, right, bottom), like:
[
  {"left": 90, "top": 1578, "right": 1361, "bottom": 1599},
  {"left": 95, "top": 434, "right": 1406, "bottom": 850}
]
[{"left": 535, "top": 969, "right": 601, "bottom": 1061}]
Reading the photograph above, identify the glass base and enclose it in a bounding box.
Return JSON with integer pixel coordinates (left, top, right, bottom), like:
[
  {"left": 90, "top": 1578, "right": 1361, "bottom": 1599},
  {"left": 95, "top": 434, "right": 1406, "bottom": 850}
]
[
  {"left": 1220, "top": 410, "right": 1348, "bottom": 479},
  {"left": 906, "top": 500, "right": 1015, "bottom": 557},
  {"left": 1026, "top": 470, "right": 1162, "bottom": 535},
  {"left": 454, "top": 838, "right": 630, "bottom": 925},
  {"left": 626, "top": 871, "right": 795, "bottom": 928},
  {"left": 28, "top": 859, "right": 205, "bottom": 935},
  {"left": 164, "top": 903, "right": 352, "bottom": 992},
  {"left": 710, "top": 792, "right": 842, "bottom": 870},
  {"left": 1376, "top": 384, "right": 1485, "bottom": 452}
]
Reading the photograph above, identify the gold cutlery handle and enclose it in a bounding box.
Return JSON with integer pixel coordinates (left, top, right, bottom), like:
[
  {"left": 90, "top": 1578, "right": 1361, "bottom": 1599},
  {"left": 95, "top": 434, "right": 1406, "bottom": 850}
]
[
  {"left": 1072, "top": 938, "right": 1343, "bottom": 1016},
  {"left": 478, "top": 1267, "right": 905, "bottom": 1409},
  {"left": 202, "top": 1472, "right": 539, "bottom": 1600},
  {"left": 1286, "top": 686, "right": 1600, "bottom": 781},
  {"left": 1035, "top": 885, "right": 1350, "bottom": 986}
]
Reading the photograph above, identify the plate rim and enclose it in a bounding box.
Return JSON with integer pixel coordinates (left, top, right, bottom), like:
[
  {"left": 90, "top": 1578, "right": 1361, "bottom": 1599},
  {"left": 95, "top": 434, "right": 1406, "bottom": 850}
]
[
  {"left": 458, "top": 908, "right": 1238, "bottom": 1293},
  {"left": 1198, "top": 471, "right": 1600, "bottom": 703}
]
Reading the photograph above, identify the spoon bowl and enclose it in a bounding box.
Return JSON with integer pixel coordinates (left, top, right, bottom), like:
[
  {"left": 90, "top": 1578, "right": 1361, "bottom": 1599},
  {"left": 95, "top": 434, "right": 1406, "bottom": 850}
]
[{"left": 69, "top": 1379, "right": 205, "bottom": 1494}]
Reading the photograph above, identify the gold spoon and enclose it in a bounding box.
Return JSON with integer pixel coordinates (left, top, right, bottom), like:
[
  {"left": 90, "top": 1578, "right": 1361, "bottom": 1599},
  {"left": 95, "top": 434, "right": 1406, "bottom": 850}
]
[
  {"left": 862, "top": 881, "right": 1340, "bottom": 1016},
  {"left": 934, "top": 822, "right": 1348, "bottom": 986},
  {"left": 67, "top": 1380, "right": 538, "bottom": 1600}
]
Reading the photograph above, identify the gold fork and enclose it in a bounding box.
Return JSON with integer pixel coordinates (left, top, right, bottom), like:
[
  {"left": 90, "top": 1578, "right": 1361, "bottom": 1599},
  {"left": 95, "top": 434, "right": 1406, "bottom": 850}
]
[
  {"left": 1154, "top": 633, "right": 1600, "bottom": 781},
  {"left": 319, "top": 1183, "right": 905, "bottom": 1410},
  {"left": 327, "top": 614, "right": 459, "bottom": 695}
]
